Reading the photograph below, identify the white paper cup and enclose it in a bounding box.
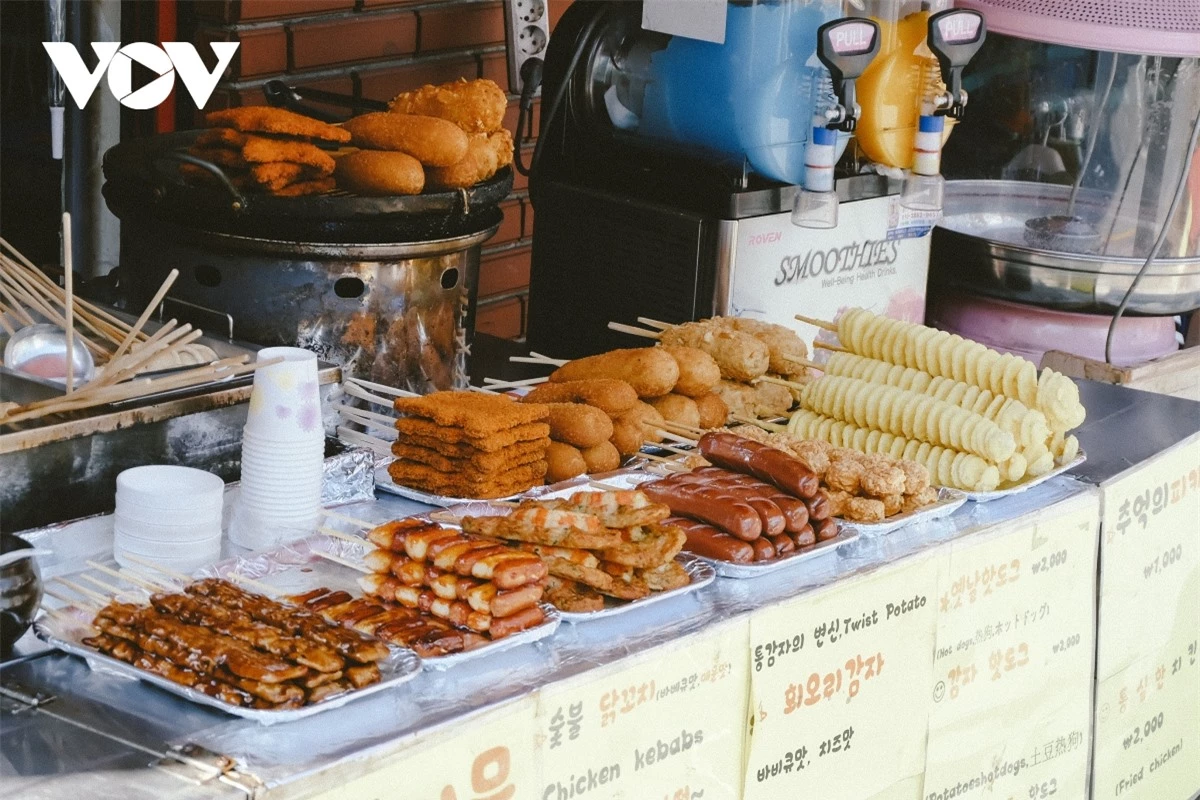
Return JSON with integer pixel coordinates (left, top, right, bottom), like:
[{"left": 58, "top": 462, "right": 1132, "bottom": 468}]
[
  {"left": 243, "top": 347, "right": 322, "bottom": 440},
  {"left": 114, "top": 514, "right": 222, "bottom": 544},
  {"left": 116, "top": 465, "right": 224, "bottom": 511},
  {"left": 241, "top": 433, "right": 326, "bottom": 455},
  {"left": 228, "top": 501, "right": 319, "bottom": 550}
]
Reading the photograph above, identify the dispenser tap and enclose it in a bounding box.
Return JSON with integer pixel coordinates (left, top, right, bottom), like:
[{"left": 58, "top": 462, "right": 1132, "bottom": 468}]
[
  {"left": 816, "top": 18, "right": 881, "bottom": 132},
  {"left": 927, "top": 9, "right": 986, "bottom": 120}
]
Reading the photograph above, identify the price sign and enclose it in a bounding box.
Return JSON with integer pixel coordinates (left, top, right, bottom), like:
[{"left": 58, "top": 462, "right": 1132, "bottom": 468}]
[
  {"left": 743, "top": 552, "right": 940, "bottom": 800},
  {"left": 924, "top": 493, "right": 1100, "bottom": 800},
  {"left": 535, "top": 619, "right": 749, "bottom": 800},
  {"left": 1093, "top": 433, "right": 1200, "bottom": 800},
  {"left": 304, "top": 694, "right": 538, "bottom": 800}
]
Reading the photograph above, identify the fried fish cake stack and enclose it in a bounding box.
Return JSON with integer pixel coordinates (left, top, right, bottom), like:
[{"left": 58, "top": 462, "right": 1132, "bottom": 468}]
[
  {"left": 461, "top": 489, "right": 691, "bottom": 613},
  {"left": 357, "top": 518, "right": 549, "bottom": 641},
  {"left": 185, "top": 107, "right": 349, "bottom": 196},
  {"left": 389, "top": 391, "right": 550, "bottom": 499}
]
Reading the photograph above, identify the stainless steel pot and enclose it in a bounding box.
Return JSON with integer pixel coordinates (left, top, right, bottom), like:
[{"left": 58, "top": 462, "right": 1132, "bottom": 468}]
[
  {"left": 932, "top": 180, "right": 1200, "bottom": 315},
  {"left": 1, "top": 533, "right": 42, "bottom": 661},
  {"left": 117, "top": 217, "right": 500, "bottom": 392}
]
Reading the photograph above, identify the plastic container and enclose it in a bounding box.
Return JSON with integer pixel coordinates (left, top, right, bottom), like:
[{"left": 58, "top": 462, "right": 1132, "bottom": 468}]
[{"left": 115, "top": 465, "right": 224, "bottom": 511}]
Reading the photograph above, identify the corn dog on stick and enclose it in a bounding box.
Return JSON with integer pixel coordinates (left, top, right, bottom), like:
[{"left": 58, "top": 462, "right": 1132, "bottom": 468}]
[
  {"left": 801, "top": 375, "right": 1016, "bottom": 463},
  {"left": 788, "top": 409, "right": 1000, "bottom": 492},
  {"left": 833, "top": 309, "right": 1085, "bottom": 434}
]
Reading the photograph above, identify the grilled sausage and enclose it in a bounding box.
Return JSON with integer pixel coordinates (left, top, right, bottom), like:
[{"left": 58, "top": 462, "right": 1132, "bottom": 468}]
[
  {"left": 698, "top": 432, "right": 820, "bottom": 498},
  {"left": 751, "top": 537, "right": 777, "bottom": 561},
  {"left": 666, "top": 516, "right": 754, "bottom": 563},
  {"left": 641, "top": 480, "right": 762, "bottom": 541},
  {"left": 815, "top": 516, "right": 839, "bottom": 541}
]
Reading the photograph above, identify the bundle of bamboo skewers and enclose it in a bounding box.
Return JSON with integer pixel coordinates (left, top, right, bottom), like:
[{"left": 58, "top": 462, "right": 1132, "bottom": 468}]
[{"left": 0, "top": 229, "right": 277, "bottom": 427}]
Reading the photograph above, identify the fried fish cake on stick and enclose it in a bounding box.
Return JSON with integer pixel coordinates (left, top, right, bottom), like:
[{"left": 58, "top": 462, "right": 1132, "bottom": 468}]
[
  {"left": 462, "top": 510, "right": 623, "bottom": 549},
  {"left": 522, "top": 379, "right": 639, "bottom": 416},
  {"left": 539, "top": 490, "right": 671, "bottom": 528},
  {"left": 659, "top": 321, "right": 769, "bottom": 382},
  {"left": 616, "top": 401, "right": 667, "bottom": 444},
  {"left": 549, "top": 348, "right": 680, "bottom": 399},
  {"left": 206, "top": 106, "right": 351, "bottom": 144},
  {"left": 388, "top": 78, "right": 508, "bottom": 133},
  {"left": 335, "top": 150, "right": 424, "bottom": 196},
  {"left": 426, "top": 129, "right": 514, "bottom": 190},
  {"left": 343, "top": 112, "right": 469, "bottom": 166}
]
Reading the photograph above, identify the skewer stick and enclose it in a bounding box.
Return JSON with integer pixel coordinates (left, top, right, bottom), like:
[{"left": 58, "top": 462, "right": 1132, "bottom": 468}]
[
  {"left": 481, "top": 375, "right": 550, "bottom": 390},
  {"left": 468, "top": 385, "right": 500, "bottom": 394},
  {"left": 509, "top": 355, "right": 564, "bottom": 366},
  {"left": 755, "top": 375, "right": 811, "bottom": 392},
  {"left": 653, "top": 428, "right": 699, "bottom": 445},
  {"left": 427, "top": 510, "right": 459, "bottom": 524},
  {"left": 794, "top": 314, "right": 838, "bottom": 333},
  {"left": 105, "top": 269, "right": 179, "bottom": 368},
  {"left": 0, "top": 306, "right": 16, "bottom": 336},
  {"left": 318, "top": 526, "right": 370, "bottom": 546},
  {"left": 812, "top": 340, "right": 850, "bottom": 354},
  {"left": 336, "top": 410, "right": 398, "bottom": 438},
  {"left": 659, "top": 420, "right": 707, "bottom": 436},
  {"left": 639, "top": 452, "right": 689, "bottom": 471},
  {"left": 62, "top": 213, "right": 75, "bottom": 393},
  {"left": 78, "top": 573, "right": 130, "bottom": 596},
  {"left": 589, "top": 480, "right": 624, "bottom": 491},
  {"left": 344, "top": 376, "right": 418, "bottom": 398},
  {"left": 43, "top": 585, "right": 100, "bottom": 611},
  {"left": 54, "top": 577, "right": 112, "bottom": 606},
  {"left": 730, "top": 414, "right": 787, "bottom": 432},
  {"left": 333, "top": 403, "right": 396, "bottom": 429},
  {"left": 311, "top": 549, "right": 370, "bottom": 573},
  {"left": 655, "top": 442, "right": 697, "bottom": 456},
  {"left": 86, "top": 560, "right": 157, "bottom": 592},
  {"left": 635, "top": 317, "right": 673, "bottom": 330},
  {"left": 341, "top": 380, "right": 399, "bottom": 408},
  {"left": 336, "top": 425, "right": 394, "bottom": 456},
  {"left": 119, "top": 554, "right": 194, "bottom": 584},
  {"left": 120, "top": 567, "right": 177, "bottom": 591},
  {"left": 226, "top": 572, "right": 278, "bottom": 596},
  {"left": 607, "top": 322, "right": 662, "bottom": 340},
  {"left": 320, "top": 508, "right": 376, "bottom": 530}
]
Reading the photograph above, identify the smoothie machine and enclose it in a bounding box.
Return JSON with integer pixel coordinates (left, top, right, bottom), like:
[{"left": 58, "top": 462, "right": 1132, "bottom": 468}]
[{"left": 526, "top": 0, "right": 985, "bottom": 356}]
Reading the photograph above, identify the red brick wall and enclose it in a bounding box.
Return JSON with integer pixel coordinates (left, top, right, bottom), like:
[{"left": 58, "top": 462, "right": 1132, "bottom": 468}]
[{"left": 192, "top": 0, "right": 574, "bottom": 340}]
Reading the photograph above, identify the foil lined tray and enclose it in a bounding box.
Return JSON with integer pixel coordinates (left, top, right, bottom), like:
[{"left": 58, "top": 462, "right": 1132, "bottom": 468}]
[
  {"left": 837, "top": 487, "right": 968, "bottom": 536},
  {"left": 964, "top": 450, "right": 1087, "bottom": 503},
  {"left": 700, "top": 530, "right": 860, "bottom": 579},
  {"left": 373, "top": 464, "right": 524, "bottom": 507},
  {"left": 555, "top": 554, "right": 715, "bottom": 624},
  {"left": 32, "top": 610, "right": 420, "bottom": 726}
]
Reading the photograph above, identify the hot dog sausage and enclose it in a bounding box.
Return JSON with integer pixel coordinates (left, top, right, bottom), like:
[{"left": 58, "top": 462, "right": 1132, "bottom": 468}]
[
  {"left": 488, "top": 604, "right": 547, "bottom": 639},
  {"left": 666, "top": 516, "right": 755, "bottom": 563},
  {"left": 792, "top": 523, "right": 816, "bottom": 548},
  {"left": 768, "top": 533, "right": 796, "bottom": 557},
  {"left": 688, "top": 468, "right": 810, "bottom": 533},
  {"left": 489, "top": 583, "right": 545, "bottom": 618},
  {"left": 642, "top": 480, "right": 762, "bottom": 541},
  {"left": 744, "top": 497, "right": 786, "bottom": 536},
  {"left": 806, "top": 491, "right": 832, "bottom": 521},
  {"left": 751, "top": 537, "right": 777, "bottom": 561},
  {"left": 698, "top": 432, "right": 820, "bottom": 498},
  {"left": 814, "top": 516, "right": 839, "bottom": 541}
]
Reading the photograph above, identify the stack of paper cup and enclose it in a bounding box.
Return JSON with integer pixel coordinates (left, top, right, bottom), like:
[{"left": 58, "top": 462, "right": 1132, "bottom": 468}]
[
  {"left": 114, "top": 466, "right": 224, "bottom": 571},
  {"left": 230, "top": 346, "right": 325, "bottom": 550}
]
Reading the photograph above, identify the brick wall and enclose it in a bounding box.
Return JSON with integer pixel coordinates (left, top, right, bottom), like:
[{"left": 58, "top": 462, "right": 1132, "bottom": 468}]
[{"left": 190, "top": 0, "right": 573, "bottom": 341}]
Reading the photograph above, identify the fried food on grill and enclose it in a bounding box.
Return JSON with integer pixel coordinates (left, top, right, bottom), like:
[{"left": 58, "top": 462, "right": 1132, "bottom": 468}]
[
  {"left": 543, "top": 575, "right": 605, "bottom": 612},
  {"left": 343, "top": 112, "right": 469, "bottom": 167},
  {"left": 273, "top": 177, "right": 335, "bottom": 197},
  {"left": 194, "top": 127, "right": 246, "bottom": 149},
  {"left": 393, "top": 418, "right": 550, "bottom": 450},
  {"left": 659, "top": 345, "right": 721, "bottom": 397},
  {"left": 425, "top": 129, "right": 513, "bottom": 190},
  {"left": 187, "top": 145, "right": 247, "bottom": 169},
  {"left": 388, "top": 78, "right": 508, "bottom": 134},
  {"left": 522, "top": 379, "right": 639, "bottom": 416},
  {"left": 334, "top": 149, "right": 424, "bottom": 196},
  {"left": 545, "top": 441, "right": 588, "bottom": 483},
  {"left": 387, "top": 459, "right": 547, "bottom": 499},
  {"left": 549, "top": 348, "right": 681, "bottom": 399},
  {"left": 240, "top": 135, "right": 337, "bottom": 172},
  {"left": 249, "top": 162, "right": 325, "bottom": 190},
  {"left": 390, "top": 439, "right": 546, "bottom": 473},
  {"left": 394, "top": 391, "right": 548, "bottom": 436},
  {"left": 206, "top": 106, "right": 351, "bottom": 144}
]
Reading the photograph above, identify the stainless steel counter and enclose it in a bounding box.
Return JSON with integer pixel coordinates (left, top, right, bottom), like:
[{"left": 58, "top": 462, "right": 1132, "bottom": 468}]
[{"left": 2, "top": 379, "right": 1198, "bottom": 799}]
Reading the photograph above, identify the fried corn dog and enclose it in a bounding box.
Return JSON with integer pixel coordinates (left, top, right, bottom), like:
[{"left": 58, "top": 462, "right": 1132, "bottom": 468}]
[{"left": 659, "top": 321, "right": 769, "bottom": 382}]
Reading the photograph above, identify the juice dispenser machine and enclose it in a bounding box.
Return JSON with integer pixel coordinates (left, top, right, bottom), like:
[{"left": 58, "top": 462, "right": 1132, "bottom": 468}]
[{"left": 526, "top": 0, "right": 985, "bottom": 357}]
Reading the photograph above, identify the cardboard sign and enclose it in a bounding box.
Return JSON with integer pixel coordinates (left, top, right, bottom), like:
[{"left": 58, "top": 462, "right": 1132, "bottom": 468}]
[
  {"left": 744, "top": 553, "right": 940, "bottom": 799},
  {"left": 535, "top": 620, "right": 749, "bottom": 800},
  {"left": 924, "top": 493, "right": 1100, "bottom": 800}
]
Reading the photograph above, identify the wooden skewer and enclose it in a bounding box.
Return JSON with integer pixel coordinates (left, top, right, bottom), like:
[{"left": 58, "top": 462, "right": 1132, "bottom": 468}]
[
  {"left": 119, "top": 553, "right": 194, "bottom": 584},
  {"left": 659, "top": 420, "right": 708, "bottom": 437},
  {"left": 54, "top": 577, "right": 112, "bottom": 606},
  {"left": 589, "top": 480, "right": 624, "bottom": 491},
  {"left": 86, "top": 560, "right": 157, "bottom": 592},
  {"left": 482, "top": 375, "right": 550, "bottom": 389},
  {"left": 226, "top": 572, "right": 279, "bottom": 596},
  {"left": 62, "top": 213, "right": 75, "bottom": 394},
  {"left": 89, "top": 322, "right": 196, "bottom": 389},
  {"left": 333, "top": 403, "right": 396, "bottom": 428},
  {"left": 638, "top": 452, "right": 689, "bottom": 471},
  {"left": 635, "top": 317, "right": 673, "bottom": 330},
  {"left": 730, "top": 414, "right": 787, "bottom": 432},
  {"left": 120, "top": 567, "right": 177, "bottom": 591},
  {"left": 311, "top": 549, "right": 370, "bottom": 573},
  {"left": 341, "top": 380, "right": 399, "bottom": 409},
  {"left": 78, "top": 573, "right": 128, "bottom": 595},
  {"left": 344, "top": 376, "right": 418, "bottom": 398},
  {"left": 653, "top": 428, "right": 699, "bottom": 445},
  {"left": 318, "top": 526, "right": 370, "bottom": 546},
  {"left": 320, "top": 508, "right": 376, "bottom": 530},
  {"left": 755, "top": 375, "right": 811, "bottom": 391},
  {"left": 607, "top": 322, "right": 662, "bottom": 340},
  {"left": 43, "top": 585, "right": 100, "bottom": 611},
  {"left": 812, "top": 340, "right": 850, "bottom": 354},
  {"left": 427, "top": 510, "right": 459, "bottom": 524},
  {"left": 655, "top": 442, "right": 696, "bottom": 456},
  {"left": 105, "top": 268, "right": 179, "bottom": 369},
  {"left": 467, "top": 385, "right": 501, "bottom": 394},
  {"left": 0, "top": 267, "right": 109, "bottom": 358},
  {"left": 336, "top": 411, "right": 398, "bottom": 439},
  {"left": 0, "top": 305, "right": 16, "bottom": 336},
  {"left": 794, "top": 313, "right": 838, "bottom": 333},
  {"left": 509, "top": 355, "right": 565, "bottom": 366},
  {"left": 336, "top": 426, "right": 394, "bottom": 456}
]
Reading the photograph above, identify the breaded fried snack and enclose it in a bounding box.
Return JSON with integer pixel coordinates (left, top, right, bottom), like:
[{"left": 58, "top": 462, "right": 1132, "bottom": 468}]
[
  {"left": 392, "top": 391, "right": 549, "bottom": 437},
  {"left": 240, "top": 135, "right": 337, "bottom": 172},
  {"left": 205, "top": 106, "right": 351, "bottom": 144},
  {"left": 388, "top": 78, "right": 507, "bottom": 134},
  {"left": 344, "top": 113, "right": 469, "bottom": 167},
  {"left": 425, "top": 129, "right": 513, "bottom": 190},
  {"left": 334, "top": 150, "right": 425, "bottom": 196},
  {"left": 393, "top": 419, "right": 550, "bottom": 451}
]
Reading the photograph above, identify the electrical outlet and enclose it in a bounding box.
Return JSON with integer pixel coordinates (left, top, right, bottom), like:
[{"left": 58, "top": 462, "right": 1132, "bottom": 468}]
[{"left": 504, "top": 0, "right": 551, "bottom": 95}]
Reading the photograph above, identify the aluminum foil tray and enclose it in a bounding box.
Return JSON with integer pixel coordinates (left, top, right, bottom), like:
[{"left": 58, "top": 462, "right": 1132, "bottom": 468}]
[
  {"left": 837, "top": 487, "right": 968, "bottom": 536},
  {"left": 700, "top": 529, "right": 860, "bottom": 579},
  {"left": 32, "top": 612, "right": 420, "bottom": 726},
  {"left": 964, "top": 450, "right": 1087, "bottom": 503},
  {"left": 555, "top": 554, "right": 715, "bottom": 624}
]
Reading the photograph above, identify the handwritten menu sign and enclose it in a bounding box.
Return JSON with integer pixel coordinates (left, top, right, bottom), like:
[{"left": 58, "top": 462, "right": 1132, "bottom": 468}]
[
  {"left": 924, "top": 493, "right": 1100, "bottom": 800},
  {"left": 743, "top": 553, "right": 940, "bottom": 800},
  {"left": 306, "top": 695, "right": 539, "bottom": 800},
  {"left": 1093, "top": 433, "right": 1200, "bottom": 800},
  {"left": 534, "top": 619, "right": 749, "bottom": 800}
]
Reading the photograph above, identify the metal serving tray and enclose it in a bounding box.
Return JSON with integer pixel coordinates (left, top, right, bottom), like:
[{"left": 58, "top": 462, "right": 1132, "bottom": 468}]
[
  {"left": 837, "top": 487, "right": 968, "bottom": 536},
  {"left": 964, "top": 450, "right": 1088, "bottom": 503}
]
